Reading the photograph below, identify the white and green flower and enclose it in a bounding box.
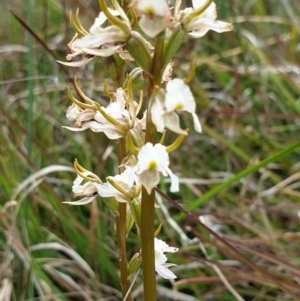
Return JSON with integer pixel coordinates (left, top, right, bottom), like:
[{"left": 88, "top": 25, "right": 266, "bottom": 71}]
[
  {"left": 155, "top": 238, "right": 178, "bottom": 279},
  {"left": 95, "top": 167, "right": 140, "bottom": 203},
  {"left": 175, "top": 0, "right": 233, "bottom": 38},
  {"left": 130, "top": 0, "right": 171, "bottom": 38},
  {"left": 135, "top": 143, "right": 179, "bottom": 194},
  {"left": 60, "top": 8, "right": 131, "bottom": 66},
  {"left": 65, "top": 170, "right": 101, "bottom": 205},
  {"left": 151, "top": 78, "right": 201, "bottom": 134},
  {"left": 64, "top": 88, "right": 139, "bottom": 140}
]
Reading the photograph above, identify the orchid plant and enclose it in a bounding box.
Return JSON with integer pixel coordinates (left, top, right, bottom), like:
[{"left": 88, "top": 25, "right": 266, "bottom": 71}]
[{"left": 59, "top": 0, "right": 232, "bottom": 300}]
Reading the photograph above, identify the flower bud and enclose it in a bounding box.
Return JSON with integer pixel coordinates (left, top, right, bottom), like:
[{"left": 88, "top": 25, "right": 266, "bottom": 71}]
[
  {"left": 126, "top": 205, "right": 135, "bottom": 237},
  {"left": 127, "top": 31, "right": 152, "bottom": 71},
  {"left": 162, "top": 24, "right": 185, "bottom": 68},
  {"left": 100, "top": 56, "right": 125, "bottom": 86},
  {"left": 130, "top": 197, "right": 141, "bottom": 230},
  {"left": 128, "top": 252, "right": 142, "bottom": 279},
  {"left": 124, "top": 68, "right": 147, "bottom": 94},
  {"left": 102, "top": 197, "right": 119, "bottom": 212}
]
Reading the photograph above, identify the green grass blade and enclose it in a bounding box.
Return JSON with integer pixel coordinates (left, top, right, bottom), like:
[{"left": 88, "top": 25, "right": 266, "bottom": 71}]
[{"left": 176, "top": 141, "right": 300, "bottom": 222}]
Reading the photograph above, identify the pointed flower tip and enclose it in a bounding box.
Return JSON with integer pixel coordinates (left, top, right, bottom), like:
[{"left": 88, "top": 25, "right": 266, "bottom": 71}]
[{"left": 63, "top": 196, "right": 96, "bottom": 205}]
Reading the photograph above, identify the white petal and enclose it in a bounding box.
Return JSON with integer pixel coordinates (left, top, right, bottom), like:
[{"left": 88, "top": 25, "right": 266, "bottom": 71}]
[
  {"left": 136, "top": 143, "right": 153, "bottom": 172},
  {"left": 62, "top": 124, "right": 90, "bottom": 131},
  {"left": 167, "top": 168, "right": 179, "bottom": 193},
  {"left": 95, "top": 183, "right": 128, "bottom": 203},
  {"left": 163, "top": 112, "right": 187, "bottom": 135},
  {"left": 163, "top": 246, "right": 179, "bottom": 253},
  {"left": 187, "top": 28, "right": 209, "bottom": 38},
  {"left": 81, "top": 45, "right": 124, "bottom": 57},
  {"left": 89, "top": 12, "right": 108, "bottom": 34},
  {"left": 165, "top": 78, "right": 196, "bottom": 113},
  {"left": 155, "top": 264, "right": 177, "bottom": 279},
  {"left": 151, "top": 95, "right": 165, "bottom": 132},
  {"left": 155, "top": 250, "right": 167, "bottom": 263},
  {"left": 139, "top": 16, "right": 166, "bottom": 38},
  {"left": 136, "top": 143, "right": 176, "bottom": 193},
  {"left": 95, "top": 183, "right": 116, "bottom": 197},
  {"left": 66, "top": 104, "right": 82, "bottom": 120},
  {"left": 73, "top": 33, "right": 109, "bottom": 48},
  {"left": 188, "top": 20, "right": 233, "bottom": 37},
  {"left": 135, "top": 0, "right": 169, "bottom": 17},
  {"left": 199, "top": 2, "right": 217, "bottom": 20},
  {"left": 154, "top": 238, "right": 178, "bottom": 279},
  {"left": 57, "top": 57, "right": 96, "bottom": 67},
  {"left": 191, "top": 112, "right": 202, "bottom": 133},
  {"left": 138, "top": 170, "right": 160, "bottom": 194},
  {"left": 63, "top": 196, "right": 96, "bottom": 205},
  {"left": 155, "top": 238, "right": 176, "bottom": 252},
  {"left": 74, "top": 30, "right": 127, "bottom": 49},
  {"left": 121, "top": 167, "right": 136, "bottom": 188},
  {"left": 88, "top": 122, "right": 123, "bottom": 139},
  {"left": 192, "top": 0, "right": 209, "bottom": 9},
  {"left": 72, "top": 175, "right": 84, "bottom": 193}
]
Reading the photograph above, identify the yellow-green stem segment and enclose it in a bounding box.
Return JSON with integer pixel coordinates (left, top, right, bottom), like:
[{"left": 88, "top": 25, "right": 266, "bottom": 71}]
[
  {"left": 140, "top": 188, "right": 157, "bottom": 301},
  {"left": 140, "top": 31, "right": 166, "bottom": 301}
]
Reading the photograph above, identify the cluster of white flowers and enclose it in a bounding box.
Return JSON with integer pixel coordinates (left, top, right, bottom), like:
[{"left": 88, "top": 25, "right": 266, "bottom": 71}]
[
  {"left": 60, "top": 0, "right": 232, "bottom": 67},
  {"left": 60, "top": 0, "right": 232, "bottom": 281}
]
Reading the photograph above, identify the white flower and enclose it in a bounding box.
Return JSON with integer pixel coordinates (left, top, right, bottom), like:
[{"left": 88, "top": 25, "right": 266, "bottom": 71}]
[
  {"left": 151, "top": 78, "right": 201, "bottom": 134},
  {"left": 135, "top": 143, "right": 179, "bottom": 194},
  {"left": 176, "top": 0, "right": 232, "bottom": 38},
  {"left": 64, "top": 171, "right": 101, "bottom": 205},
  {"left": 94, "top": 167, "right": 140, "bottom": 203},
  {"left": 66, "top": 103, "right": 96, "bottom": 127},
  {"left": 155, "top": 238, "right": 178, "bottom": 279},
  {"left": 130, "top": 0, "right": 171, "bottom": 38},
  {"left": 64, "top": 107, "right": 126, "bottom": 139},
  {"left": 59, "top": 9, "right": 131, "bottom": 66},
  {"left": 64, "top": 88, "right": 139, "bottom": 140}
]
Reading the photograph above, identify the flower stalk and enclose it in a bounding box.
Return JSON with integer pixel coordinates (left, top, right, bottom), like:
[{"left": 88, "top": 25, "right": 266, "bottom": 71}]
[{"left": 116, "top": 137, "right": 131, "bottom": 300}]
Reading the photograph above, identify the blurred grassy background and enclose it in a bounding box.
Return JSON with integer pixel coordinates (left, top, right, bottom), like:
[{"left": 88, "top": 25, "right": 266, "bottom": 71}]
[{"left": 1, "top": 0, "right": 300, "bottom": 300}]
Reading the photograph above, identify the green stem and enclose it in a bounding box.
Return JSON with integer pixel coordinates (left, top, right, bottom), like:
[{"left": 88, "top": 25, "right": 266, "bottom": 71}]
[
  {"left": 140, "top": 98, "right": 157, "bottom": 300},
  {"left": 140, "top": 113, "right": 157, "bottom": 300},
  {"left": 116, "top": 138, "right": 131, "bottom": 301},
  {"left": 140, "top": 31, "right": 166, "bottom": 301},
  {"left": 141, "top": 188, "right": 156, "bottom": 301}
]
